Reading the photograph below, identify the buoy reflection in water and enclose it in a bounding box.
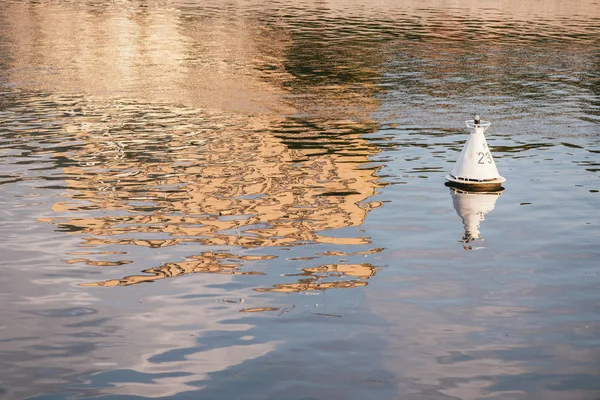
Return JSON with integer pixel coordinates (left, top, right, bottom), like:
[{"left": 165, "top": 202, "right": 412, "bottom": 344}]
[{"left": 448, "top": 186, "right": 503, "bottom": 250}]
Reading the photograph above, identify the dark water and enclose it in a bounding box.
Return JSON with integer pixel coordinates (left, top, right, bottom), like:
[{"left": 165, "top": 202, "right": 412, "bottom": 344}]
[{"left": 1, "top": 1, "right": 599, "bottom": 399}]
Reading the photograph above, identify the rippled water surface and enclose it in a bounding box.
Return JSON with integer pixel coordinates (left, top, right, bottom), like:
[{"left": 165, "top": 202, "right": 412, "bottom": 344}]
[{"left": 1, "top": 1, "right": 599, "bottom": 399}]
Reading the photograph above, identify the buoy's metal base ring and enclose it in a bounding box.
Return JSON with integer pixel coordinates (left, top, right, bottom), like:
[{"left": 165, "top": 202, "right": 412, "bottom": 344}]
[{"left": 445, "top": 174, "right": 505, "bottom": 192}]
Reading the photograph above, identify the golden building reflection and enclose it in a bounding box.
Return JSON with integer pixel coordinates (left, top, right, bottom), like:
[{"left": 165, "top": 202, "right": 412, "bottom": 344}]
[
  {"left": 4, "top": 1, "right": 389, "bottom": 290},
  {"left": 42, "top": 111, "right": 385, "bottom": 288},
  {"left": 256, "top": 263, "right": 377, "bottom": 293},
  {"left": 79, "top": 252, "right": 272, "bottom": 287},
  {"left": 2, "top": 1, "right": 293, "bottom": 115},
  {"left": 46, "top": 110, "right": 386, "bottom": 287}
]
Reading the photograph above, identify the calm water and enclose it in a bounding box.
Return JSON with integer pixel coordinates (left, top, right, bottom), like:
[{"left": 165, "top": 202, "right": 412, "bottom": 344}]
[{"left": 1, "top": 1, "right": 599, "bottom": 399}]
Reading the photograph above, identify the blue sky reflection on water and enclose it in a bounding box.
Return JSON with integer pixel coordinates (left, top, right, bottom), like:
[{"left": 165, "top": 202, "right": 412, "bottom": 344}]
[{"left": 0, "top": 0, "right": 599, "bottom": 399}]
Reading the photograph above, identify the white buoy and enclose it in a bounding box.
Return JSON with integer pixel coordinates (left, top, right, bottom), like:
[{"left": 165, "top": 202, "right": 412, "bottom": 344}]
[
  {"left": 449, "top": 186, "right": 502, "bottom": 250},
  {"left": 445, "top": 116, "right": 506, "bottom": 191}
]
